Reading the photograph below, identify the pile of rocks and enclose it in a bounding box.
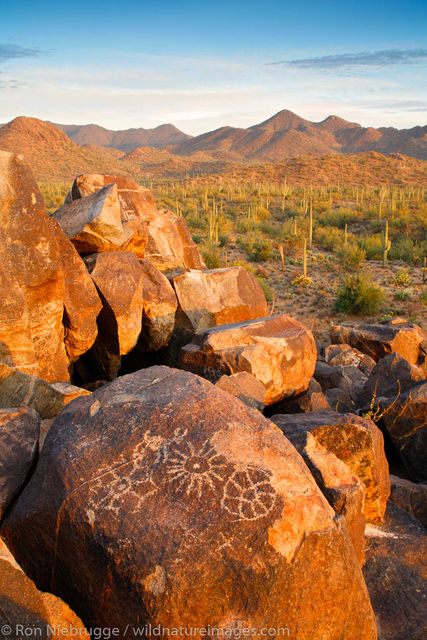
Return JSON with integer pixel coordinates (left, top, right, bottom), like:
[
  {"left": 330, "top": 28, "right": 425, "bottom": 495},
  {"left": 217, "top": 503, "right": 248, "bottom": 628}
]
[{"left": 0, "top": 149, "right": 425, "bottom": 640}]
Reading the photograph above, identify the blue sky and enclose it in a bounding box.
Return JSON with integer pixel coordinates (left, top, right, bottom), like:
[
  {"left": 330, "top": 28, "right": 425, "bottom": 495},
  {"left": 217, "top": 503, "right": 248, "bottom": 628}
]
[{"left": 1, "top": 0, "right": 426, "bottom": 133}]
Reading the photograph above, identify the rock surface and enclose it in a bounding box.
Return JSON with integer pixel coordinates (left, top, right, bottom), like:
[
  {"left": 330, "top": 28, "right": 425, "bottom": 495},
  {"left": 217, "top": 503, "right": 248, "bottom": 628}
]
[
  {"left": 0, "top": 150, "right": 69, "bottom": 382},
  {"left": 180, "top": 314, "right": 317, "bottom": 405},
  {"left": 363, "top": 503, "right": 427, "bottom": 640},
  {"left": 389, "top": 475, "right": 427, "bottom": 527},
  {"left": 2, "top": 367, "right": 377, "bottom": 639},
  {"left": 0, "top": 408, "right": 40, "bottom": 520},
  {"left": 136, "top": 258, "right": 178, "bottom": 351},
  {"left": 271, "top": 411, "right": 390, "bottom": 523},
  {"left": 215, "top": 371, "right": 266, "bottom": 411},
  {"left": 47, "top": 218, "right": 102, "bottom": 361},
  {"left": 360, "top": 352, "right": 424, "bottom": 409},
  {"left": 0, "top": 538, "right": 89, "bottom": 639},
  {"left": 85, "top": 251, "right": 144, "bottom": 379},
  {"left": 331, "top": 318, "right": 427, "bottom": 369},
  {"left": 170, "top": 267, "right": 268, "bottom": 342},
  {"left": 267, "top": 377, "right": 330, "bottom": 415},
  {"left": 0, "top": 364, "right": 90, "bottom": 419},
  {"left": 325, "top": 344, "right": 376, "bottom": 375},
  {"left": 380, "top": 381, "right": 427, "bottom": 482}
]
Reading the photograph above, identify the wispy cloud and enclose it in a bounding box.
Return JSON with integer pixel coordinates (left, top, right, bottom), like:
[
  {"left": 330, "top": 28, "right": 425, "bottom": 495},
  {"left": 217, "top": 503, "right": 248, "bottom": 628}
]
[
  {"left": 269, "top": 49, "right": 427, "bottom": 70},
  {"left": 0, "top": 43, "right": 43, "bottom": 63}
]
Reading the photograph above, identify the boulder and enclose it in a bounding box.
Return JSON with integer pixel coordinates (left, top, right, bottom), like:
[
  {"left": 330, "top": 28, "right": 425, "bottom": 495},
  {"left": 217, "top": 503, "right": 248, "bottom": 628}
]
[
  {"left": 47, "top": 219, "right": 102, "bottom": 361},
  {"left": 331, "top": 318, "right": 427, "bottom": 370},
  {"left": 266, "top": 377, "right": 330, "bottom": 415},
  {"left": 136, "top": 258, "right": 178, "bottom": 351},
  {"left": 380, "top": 381, "right": 427, "bottom": 482},
  {"left": 363, "top": 503, "right": 427, "bottom": 640},
  {"left": 270, "top": 411, "right": 390, "bottom": 523},
  {"left": 170, "top": 267, "right": 268, "bottom": 344},
  {"left": 215, "top": 372, "right": 266, "bottom": 411},
  {"left": 325, "top": 344, "right": 376, "bottom": 375},
  {"left": 360, "top": 352, "right": 425, "bottom": 408},
  {"left": 314, "top": 361, "right": 352, "bottom": 393},
  {"left": 180, "top": 314, "right": 317, "bottom": 405},
  {"left": 70, "top": 173, "right": 204, "bottom": 270},
  {"left": 0, "top": 150, "right": 69, "bottom": 382},
  {"left": 0, "top": 539, "right": 89, "bottom": 639},
  {"left": 389, "top": 475, "right": 427, "bottom": 527},
  {"left": 0, "top": 363, "right": 90, "bottom": 419},
  {"left": 52, "top": 184, "right": 135, "bottom": 254},
  {"left": 0, "top": 408, "right": 40, "bottom": 520},
  {"left": 324, "top": 387, "right": 355, "bottom": 413},
  {"left": 84, "top": 252, "right": 144, "bottom": 379},
  {"left": 2, "top": 367, "right": 377, "bottom": 640},
  {"left": 278, "top": 427, "right": 366, "bottom": 565}
]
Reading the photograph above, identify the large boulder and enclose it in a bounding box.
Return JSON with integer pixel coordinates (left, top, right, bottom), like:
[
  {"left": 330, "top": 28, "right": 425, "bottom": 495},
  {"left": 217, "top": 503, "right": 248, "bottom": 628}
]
[
  {"left": 136, "top": 258, "right": 178, "bottom": 351},
  {"left": 69, "top": 173, "right": 205, "bottom": 270},
  {"left": 360, "top": 352, "right": 425, "bottom": 409},
  {"left": 380, "top": 381, "right": 427, "bottom": 482},
  {"left": 331, "top": 318, "right": 427, "bottom": 370},
  {"left": 215, "top": 371, "right": 266, "bottom": 411},
  {"left": 180, "top": 314, "right": 317, "bottom": 405},
  {"left": 266, "top": 377, "right": 330, "bottom": 415},
  {"left": 52, "top": 184, "right": 136, "bottom": 254},
  {"left": 325, "top": 344, "right": 376, "bottom": 376},
  {"left": 170, "top": 267, "right": 268, "bottom": 343},
  {"left": 47, "top": 219, "right": 102, "bottom": 361},
  {"left": 271, "top": 411, "right": 390, "bottom": 523},
  {"left": 0, "top": 408, "right": 40, "bottom": 520},
  {"left": 363, "top": 503, "right": 427, "bottom": 640},
  {"left": 0, "top": 150, "right": 69, "bottom": 382},
  {"left": 279, "top": 428, "right": 366, "bottom": 566},
  {"left": 0, "top": 363, "right": 90, "bottom": 419},
  {"left": 0, "top": 539, "right": 89, "bottom": 639},
  {"left": 2, "top": 367, "right": 377, "bottom": 639},
  {"left": 84, "top": 252, "right": 144, "bottom": 379}
]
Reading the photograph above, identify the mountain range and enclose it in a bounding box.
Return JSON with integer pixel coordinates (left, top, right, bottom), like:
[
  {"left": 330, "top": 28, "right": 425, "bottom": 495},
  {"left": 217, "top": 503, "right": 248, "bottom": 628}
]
[{"left": 0, "top": 113, "right": 426, "bottom": 183}]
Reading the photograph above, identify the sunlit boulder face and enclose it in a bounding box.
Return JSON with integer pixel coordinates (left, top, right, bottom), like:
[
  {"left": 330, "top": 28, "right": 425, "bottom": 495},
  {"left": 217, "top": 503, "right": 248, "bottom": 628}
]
[
  {"left": 67, "top": 173, "right": 205, "bottom": 270},
  {"left": 0, "top": 150, "right": 69, "bottom": 382},
  {"left": 2, "top": 367, "right": 377, "bottom": 640}
]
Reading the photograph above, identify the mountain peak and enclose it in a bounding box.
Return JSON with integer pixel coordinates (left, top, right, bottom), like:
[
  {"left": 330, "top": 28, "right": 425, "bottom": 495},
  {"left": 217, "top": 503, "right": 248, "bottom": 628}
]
[{"left": 252, "top": 109, "right": 309, "bottom": 132}]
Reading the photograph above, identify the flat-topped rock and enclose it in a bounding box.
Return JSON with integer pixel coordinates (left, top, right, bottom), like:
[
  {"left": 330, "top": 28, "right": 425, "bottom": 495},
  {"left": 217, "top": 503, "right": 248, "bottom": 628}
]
[
  {"left": 331, "top": 318, "right": 427, "bottom": 369},
  {"left": 180, "top": 314, "right": 317, "bottom": 405},
  {"left": 270, "top": 411, "right": 390, "bottom": 523},
  {"left": 2, "top": 367, "right": 376, "bottom": 640}
]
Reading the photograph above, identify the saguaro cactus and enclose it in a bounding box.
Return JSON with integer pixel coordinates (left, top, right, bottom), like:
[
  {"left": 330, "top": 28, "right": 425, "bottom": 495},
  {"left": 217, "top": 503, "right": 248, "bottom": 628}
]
[{"left": 381, "top": 220, "right": 391, "bottom": 267}]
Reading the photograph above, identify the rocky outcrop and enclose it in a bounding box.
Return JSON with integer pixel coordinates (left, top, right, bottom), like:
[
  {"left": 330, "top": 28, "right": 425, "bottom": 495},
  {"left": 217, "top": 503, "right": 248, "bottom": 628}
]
[
  {"left": 2, "top": 367, "right": 377, "bottom": 640},
  {"left": 267, "top": 377, "right": 330, "bottom": 415},
  {"left": 215, "top": 371, "right": 266, "bottom": 411},
  {"left": 180, "top": 314, "right": 317, "bottom": 405},
  {"left": 0, "top": 364, "right": 90, "bottom": 419},
  {"left": 331, "top": 318, "right": 427, "bottom": 369},
  {"left": 389, "top": 475, "right": 427, "bottom": 527},
  {"left": 136, "top": 258, "right": 178, "bottom": 351},
  {"left": 0, "top": 539, "right": 89, "bottom": 639},
  {"left": 69, "top": 173, "right": 205, "bottom": 270},
  {"left": 170, "top": 267, "right": 268, "bottom": 343},
  {"left": 360, "top": 352, "right": 424, "bottom": 408},
  {"left": 325, "top": 344, "right": 376, "bottom": 375},
  {"left": 363, "top": 503, "right": 427, "bottom": 640},
  {"left": 52, "top": 184, "right": 136, "bottom": 254},
  {"left": 0, "top": 408, "right": 40, "bottom": 520},
  {"left": 271, "top": 411, "right": 390, "bottom": 523},
  {"left": 380, "top": 381, "right": 427, "bottom": 482},
  {"left": 0, "top": 150, "right": 69, "bottom": 382},
  {"left": 84, "top": 252, "right": 144, "bottom": 379},
  {"left": 47, "top": 219, "right": 102, "bottom": 361}
]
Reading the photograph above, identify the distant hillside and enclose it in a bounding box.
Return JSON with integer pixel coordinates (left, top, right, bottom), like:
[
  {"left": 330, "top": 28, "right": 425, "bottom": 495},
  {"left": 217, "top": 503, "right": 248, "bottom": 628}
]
[
  {"left": 0, "top": 117, "right": 139, "bottom": 181},
  {"left": 54, "top": 122, "right": 191, "bottom": 152},
  {"left": 170, "top": 109, "right": 427, "bottom": 161}
]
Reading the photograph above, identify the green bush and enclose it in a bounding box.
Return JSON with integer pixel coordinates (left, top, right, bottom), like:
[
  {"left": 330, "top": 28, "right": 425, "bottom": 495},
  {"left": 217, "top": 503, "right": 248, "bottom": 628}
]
[
  {"left": 337, "top": 244, "right": 366, "bottom": 271},
  {"left": 201, "top": 244, "right": 221, "bottom": 269},
  {"left": 334, "top": 274, "right": 384, "bottom": 315},
  {"left": 256, "top": 276, "right": 274, "bottom": 302},
  {"left": 360, "top": 234, "right": 383, "bottom": 260}
]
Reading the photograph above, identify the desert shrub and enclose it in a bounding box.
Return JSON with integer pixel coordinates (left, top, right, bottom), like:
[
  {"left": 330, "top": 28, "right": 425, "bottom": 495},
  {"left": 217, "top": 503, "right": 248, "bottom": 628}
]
[
  {"left": 337, "top": 244, "right": 366, "bottom": 271},
  {"left": 218, "top": 233, "right": 229, "bottom": 247},
  {"left": 201, "top": 243, "right": 221, "bottom": 269},
  {"left": 389, "top": 236, "right": 416, "bottom": 264},
  {"left": 256, "top": 276, "right": 274, "bottom": 302},
  {"left": 392, "top": 269, "right": 411, "bottom": 287},
  {"left": 393, "top": 290, "right": 412, "bottom": 301},
  {"left": 291, "top": 274, "right": 313, "bottom": 288},
  {"left": 419, "top": 289, "right": 427, "bottom": 305},
  {"left": 334, "top": 274, "right": 384, "bottom": 315},
  {"left": 359, "top": 234, "right": 383, "bottom": 260},
  {"left": 314, "top": 226, "right": 344, "bottom": 251}
]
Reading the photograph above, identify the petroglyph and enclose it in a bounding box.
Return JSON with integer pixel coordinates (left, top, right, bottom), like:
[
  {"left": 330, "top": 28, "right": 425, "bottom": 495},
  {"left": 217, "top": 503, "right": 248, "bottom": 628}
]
[{"left": 221, "top": 467, "right": 280, "bottom": 521}]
